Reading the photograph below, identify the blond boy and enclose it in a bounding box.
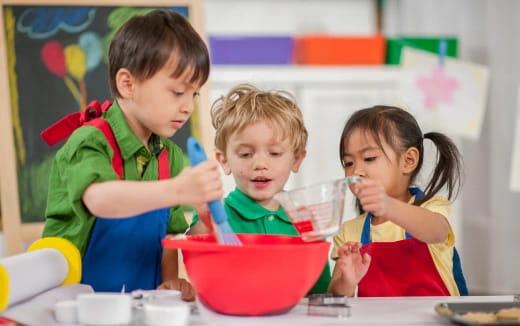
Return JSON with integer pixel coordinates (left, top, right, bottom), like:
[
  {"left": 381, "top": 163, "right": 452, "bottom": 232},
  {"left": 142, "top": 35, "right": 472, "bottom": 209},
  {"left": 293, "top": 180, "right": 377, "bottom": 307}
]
[{"left": 191, "top": 84, "right": 331, "bottom": 293}]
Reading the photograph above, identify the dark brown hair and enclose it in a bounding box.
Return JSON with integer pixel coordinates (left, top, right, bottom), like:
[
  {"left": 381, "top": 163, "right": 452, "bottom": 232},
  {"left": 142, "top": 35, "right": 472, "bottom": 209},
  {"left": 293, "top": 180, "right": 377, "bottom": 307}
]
[
  {"left": 339, "top": 105, "right": 463, "bottom": 207},
  {"left": 108, "top": 9, "right": 210, "bottom": 98}
]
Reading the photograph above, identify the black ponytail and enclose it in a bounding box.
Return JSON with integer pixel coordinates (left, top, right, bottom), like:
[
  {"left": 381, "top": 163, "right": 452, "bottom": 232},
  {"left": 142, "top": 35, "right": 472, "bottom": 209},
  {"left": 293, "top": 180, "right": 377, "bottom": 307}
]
[{"left": 420, "top": 132, "right": 463, "bottom": 204}]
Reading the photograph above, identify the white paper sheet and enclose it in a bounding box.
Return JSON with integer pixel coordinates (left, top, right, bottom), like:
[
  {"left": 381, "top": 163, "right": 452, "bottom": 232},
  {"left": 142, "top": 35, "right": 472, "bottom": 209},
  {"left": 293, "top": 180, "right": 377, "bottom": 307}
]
[
  {"left": 400, "top": 47, "right": 489, "bottom": 140},
  {"left": 2, "top": 284, "right": 93, "bottom": 326}
]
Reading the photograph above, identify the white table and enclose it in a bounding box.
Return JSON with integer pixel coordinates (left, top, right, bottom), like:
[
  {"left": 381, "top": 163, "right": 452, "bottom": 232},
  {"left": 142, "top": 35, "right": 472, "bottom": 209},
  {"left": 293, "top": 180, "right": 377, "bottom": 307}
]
[
  {"left": 195, "top": 295, "right": 517, "bottom": 326},
  {"left": 2, "top": 286, "right": 515, "bottom": 326}
]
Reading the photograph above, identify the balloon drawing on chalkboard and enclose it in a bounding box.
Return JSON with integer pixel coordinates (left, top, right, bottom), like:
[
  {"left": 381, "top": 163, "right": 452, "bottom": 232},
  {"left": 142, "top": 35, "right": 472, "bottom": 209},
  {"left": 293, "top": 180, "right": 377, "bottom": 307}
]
[
  {"left": 40, "top": 34, "right": 102, "bottom": 111},
  {"left": 4, "top": 5, "right": 194, "bottom": 224},
  {"left": 78, "top": 31, "right": 103, "bottom": 71},
  {"left": 64, "top": 44, "right": 87, "bottom": 109},
  {"left": 41, "top": 41, "right": 82, "bottom": 109}
]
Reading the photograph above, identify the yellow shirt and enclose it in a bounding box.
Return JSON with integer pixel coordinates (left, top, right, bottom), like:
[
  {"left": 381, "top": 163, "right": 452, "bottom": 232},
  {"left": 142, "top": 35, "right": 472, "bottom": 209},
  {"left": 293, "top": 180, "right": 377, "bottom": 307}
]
[{"left": 331, "top": 196, "right": 460, "bottom": 296}]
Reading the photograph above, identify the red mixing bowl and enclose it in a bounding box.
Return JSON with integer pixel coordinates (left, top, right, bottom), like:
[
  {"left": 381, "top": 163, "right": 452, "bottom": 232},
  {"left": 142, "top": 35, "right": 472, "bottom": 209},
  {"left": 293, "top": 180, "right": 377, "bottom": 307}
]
[{"left": 162, "top": 233, "right": 330, "bottom": 316}]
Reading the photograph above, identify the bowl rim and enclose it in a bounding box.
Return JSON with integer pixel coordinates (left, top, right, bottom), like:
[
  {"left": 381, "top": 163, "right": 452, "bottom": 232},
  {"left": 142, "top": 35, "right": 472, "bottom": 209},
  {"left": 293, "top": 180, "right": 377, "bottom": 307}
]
[{"left": 162, "top": 233, "right": 329, "bottom": 252}]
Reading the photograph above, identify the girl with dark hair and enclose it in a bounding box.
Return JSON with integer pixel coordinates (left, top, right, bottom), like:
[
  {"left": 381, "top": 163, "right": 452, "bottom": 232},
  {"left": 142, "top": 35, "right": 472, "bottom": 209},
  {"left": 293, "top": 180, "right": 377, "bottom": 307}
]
[{"left": 328, "top": 105, "right": 468, "bottom": 297}]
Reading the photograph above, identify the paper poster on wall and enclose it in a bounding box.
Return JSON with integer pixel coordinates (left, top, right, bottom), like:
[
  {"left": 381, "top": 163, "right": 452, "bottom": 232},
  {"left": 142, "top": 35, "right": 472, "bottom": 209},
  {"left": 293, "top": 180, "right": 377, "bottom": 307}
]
[
  {"left": 510, "top": 86, "right": 520, "bottom": 192},
  {"left": 400, "top": 47, "right": 489, "bottom": 139},
  {"left": 297, "top": 87, "right": 400, "bottom": 188}
]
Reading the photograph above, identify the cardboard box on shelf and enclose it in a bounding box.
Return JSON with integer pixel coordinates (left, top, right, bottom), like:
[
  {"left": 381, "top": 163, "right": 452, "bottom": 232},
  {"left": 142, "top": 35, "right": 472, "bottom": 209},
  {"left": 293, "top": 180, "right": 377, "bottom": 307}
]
[
  {"left": 294, "top": 34, "right": 386, "bottom": 65},
  {"left": 386, "top": 37, "right": 458, "bottom": 64},
  {"left": 209, "top": 36, "right": 294, "bottom": 65}
]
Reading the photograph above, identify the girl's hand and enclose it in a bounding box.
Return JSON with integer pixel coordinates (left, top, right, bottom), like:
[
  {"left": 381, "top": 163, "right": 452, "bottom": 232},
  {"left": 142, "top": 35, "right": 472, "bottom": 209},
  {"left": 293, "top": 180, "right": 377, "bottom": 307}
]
[
  {"left": 336, "top": 241, "right": 371, "bottom": 286},
  {"left": 171, "top": 161, "right": 223, "bottom": 206},
  {"left": 352, "top": 178, "right": 391, "bottom": 218},
  {"left": 157, "top": 278, "right": 196, "bottom": 302}
]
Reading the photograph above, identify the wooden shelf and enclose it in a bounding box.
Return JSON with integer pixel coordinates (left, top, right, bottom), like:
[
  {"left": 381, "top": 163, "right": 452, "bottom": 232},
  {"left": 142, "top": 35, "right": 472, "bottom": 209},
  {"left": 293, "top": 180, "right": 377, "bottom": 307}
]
[{"left": 210, "top": 65, "right": 401, "bottom": 85}]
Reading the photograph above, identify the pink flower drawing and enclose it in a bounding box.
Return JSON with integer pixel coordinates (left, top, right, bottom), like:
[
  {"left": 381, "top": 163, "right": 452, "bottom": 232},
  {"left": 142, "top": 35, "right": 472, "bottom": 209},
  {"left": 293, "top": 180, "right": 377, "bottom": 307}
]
[{"left": 416, "top": 67, "right": 459, "bottom": 110}]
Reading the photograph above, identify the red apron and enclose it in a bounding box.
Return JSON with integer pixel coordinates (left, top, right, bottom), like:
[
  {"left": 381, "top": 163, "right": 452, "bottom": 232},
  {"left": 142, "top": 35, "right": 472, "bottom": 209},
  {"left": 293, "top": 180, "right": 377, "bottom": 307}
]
[
  {"left": 357, "top": 188, "right": 451, "bottom": 297},
  {"left": 358, "top": 238, "right": 451, "bottom": 296}
]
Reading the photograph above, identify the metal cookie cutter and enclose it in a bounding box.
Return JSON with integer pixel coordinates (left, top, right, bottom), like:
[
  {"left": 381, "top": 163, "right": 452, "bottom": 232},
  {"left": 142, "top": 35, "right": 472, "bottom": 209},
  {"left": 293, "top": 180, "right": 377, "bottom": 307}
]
[{"left": 307, "top": 293, "right": 351, "bottom": 318}]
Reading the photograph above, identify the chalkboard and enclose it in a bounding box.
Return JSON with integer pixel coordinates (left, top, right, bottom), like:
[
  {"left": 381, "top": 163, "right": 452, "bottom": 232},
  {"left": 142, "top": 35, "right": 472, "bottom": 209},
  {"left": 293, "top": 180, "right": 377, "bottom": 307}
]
[{"left": 0, "top": 0, "right": 210, "bottom": 255}]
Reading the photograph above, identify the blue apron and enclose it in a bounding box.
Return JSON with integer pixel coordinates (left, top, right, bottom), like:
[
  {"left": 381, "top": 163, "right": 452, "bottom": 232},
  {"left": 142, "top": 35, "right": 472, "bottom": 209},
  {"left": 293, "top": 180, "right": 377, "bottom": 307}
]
[
  {"left": 360, "top": 188, "right": 468, "bottom": 296},
  {"left": 81, "top": 208, "right": 170, "bottom": 292}
]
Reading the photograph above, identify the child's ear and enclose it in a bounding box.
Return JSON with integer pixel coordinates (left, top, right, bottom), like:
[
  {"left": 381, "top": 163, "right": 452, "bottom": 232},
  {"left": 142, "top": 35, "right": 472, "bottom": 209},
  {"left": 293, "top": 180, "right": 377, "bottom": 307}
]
[
  {"left": 291, "top": 150, "right": 307, "bottom": 173},
  {"left": 115, "top": 68, "right": 134, "bottom": 99},
  {"left": 401, "top": 147, "right": 419, "bottom": 174},
  {"left": 215, "top": 150, "right": 231, "bottom": 175}
]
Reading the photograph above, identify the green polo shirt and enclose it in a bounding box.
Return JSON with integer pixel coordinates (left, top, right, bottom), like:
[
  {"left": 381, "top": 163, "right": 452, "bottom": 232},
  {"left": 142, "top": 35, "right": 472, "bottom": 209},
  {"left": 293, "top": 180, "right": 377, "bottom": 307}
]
[
  {"left": 43, "top": 100, "right": 188, "bottom": 255},
  {"left": 192, "top": 188, "right": 331, "bottom": 293}
]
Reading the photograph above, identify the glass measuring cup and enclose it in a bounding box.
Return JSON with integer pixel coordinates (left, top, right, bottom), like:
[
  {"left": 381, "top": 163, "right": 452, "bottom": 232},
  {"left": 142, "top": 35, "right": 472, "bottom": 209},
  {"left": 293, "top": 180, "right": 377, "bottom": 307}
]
[{"left": 274, "top": 176, "right": 359, "bottom": 241}]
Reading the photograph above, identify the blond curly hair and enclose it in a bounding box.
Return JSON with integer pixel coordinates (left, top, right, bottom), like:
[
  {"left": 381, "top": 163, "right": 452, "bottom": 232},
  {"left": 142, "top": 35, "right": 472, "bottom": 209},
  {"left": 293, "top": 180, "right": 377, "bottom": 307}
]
[{"left": 211, "top": 84, "right": 308, "bottom": 156}]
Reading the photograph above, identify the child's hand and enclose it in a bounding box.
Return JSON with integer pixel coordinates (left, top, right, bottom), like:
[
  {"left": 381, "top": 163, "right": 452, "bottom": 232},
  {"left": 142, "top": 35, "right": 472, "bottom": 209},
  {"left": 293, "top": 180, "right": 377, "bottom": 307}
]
[
  {"left": 336, "top": 241, "right": 371, "bottom": 286},
  {"left": 173, "top": 161, "right": 223, "bottom": 205},
  {"left": 352, "top": 178, "right": 391, "bottom": 218},
  {"left": 157, "top": 278, "right": 196, "bottom": 302}
]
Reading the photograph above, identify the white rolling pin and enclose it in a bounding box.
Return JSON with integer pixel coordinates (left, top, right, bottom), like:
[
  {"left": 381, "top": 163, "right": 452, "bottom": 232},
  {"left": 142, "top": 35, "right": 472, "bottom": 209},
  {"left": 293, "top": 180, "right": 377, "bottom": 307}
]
[{"left": 0, "top": 237, "right": 81, "bottom": 311}]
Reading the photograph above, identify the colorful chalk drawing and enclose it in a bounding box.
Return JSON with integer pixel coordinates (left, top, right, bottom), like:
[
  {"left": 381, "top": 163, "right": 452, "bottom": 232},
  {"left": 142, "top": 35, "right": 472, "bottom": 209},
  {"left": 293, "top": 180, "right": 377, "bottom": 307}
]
[
  {"left": 400, "top": 47, "right": 489, "bottom": 139},
  {"left": 17, "top": 7, "right": 95, "bottom": 39},
  {"left": 3, "top": 5, "right": 192, "bottom": 222},
  {"left": 510, "top": 86, "right": 520, "bottom": 192}
]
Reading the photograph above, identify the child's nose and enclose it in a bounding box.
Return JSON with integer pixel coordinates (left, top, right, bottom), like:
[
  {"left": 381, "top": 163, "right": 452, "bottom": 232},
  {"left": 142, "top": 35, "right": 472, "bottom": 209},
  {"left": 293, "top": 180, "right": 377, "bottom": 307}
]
[
  {"left": 352, "top": 165, "right": 365, "bottom": 177},
  {"left": 253, "top": 153, "right": 268, "bottom": 169},
  {"left": 180, "top": 97, "right": 195, "bottom": 114}
]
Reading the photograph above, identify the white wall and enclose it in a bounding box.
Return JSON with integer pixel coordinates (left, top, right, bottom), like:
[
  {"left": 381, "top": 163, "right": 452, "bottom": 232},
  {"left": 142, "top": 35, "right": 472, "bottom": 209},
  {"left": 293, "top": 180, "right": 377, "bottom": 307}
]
[
  {"left": 204, "top": 0, "right": 376, "bottom": 35},
  {"left": 384, "top": 0, "right": 520, "bottom": 295}
]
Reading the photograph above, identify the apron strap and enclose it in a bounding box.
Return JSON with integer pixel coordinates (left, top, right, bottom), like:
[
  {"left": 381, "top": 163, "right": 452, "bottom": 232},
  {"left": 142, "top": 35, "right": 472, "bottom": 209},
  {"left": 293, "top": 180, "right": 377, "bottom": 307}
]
[
  {"left": 41, "top": 100, "right": 112, "bottom": 146},
  {"left": 158, "top": 149, "right": 170, "bottom": 179},
  {"left": 453, "top": 247, "right": 469, "bottom": 295},
  {"left": 41, "top": 100, "right": 171, "bottom": 181},
  {"left": 85, "top": 120, "right": 171, "bottom": 181},
  {"left": 85, "top": 118, "right": 123, "bottom": 180},
  {"left": 361, "top": 187, "right": 423, "bottom": 245}
]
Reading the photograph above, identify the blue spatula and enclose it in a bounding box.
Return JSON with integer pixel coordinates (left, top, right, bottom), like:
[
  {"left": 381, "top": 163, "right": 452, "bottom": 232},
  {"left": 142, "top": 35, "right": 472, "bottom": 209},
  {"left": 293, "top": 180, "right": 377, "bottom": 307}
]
[{"left": 186, "top": 137, "right": 242, "bottom": 246}]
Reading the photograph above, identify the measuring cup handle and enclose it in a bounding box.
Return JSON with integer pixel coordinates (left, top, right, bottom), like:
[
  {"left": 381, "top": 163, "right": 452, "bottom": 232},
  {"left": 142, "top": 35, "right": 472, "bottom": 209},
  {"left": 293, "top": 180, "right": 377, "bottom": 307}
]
[{"left": 343, "top": 176, "right": 361, "bottom": 186}]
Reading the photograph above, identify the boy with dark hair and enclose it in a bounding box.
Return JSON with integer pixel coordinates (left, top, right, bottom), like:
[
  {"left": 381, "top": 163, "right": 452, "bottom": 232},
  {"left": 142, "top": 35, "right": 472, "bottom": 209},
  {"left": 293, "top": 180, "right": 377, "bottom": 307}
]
[{"left": 42, "top": 9, "right": 222, "bottom": 301}]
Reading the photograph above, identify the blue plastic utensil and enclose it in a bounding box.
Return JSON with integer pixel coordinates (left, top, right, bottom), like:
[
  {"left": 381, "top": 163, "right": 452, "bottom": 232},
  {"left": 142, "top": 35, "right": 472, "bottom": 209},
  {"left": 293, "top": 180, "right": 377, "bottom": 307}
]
[{"left": 186, "top": 137, "right": 242, "bottom": 246}]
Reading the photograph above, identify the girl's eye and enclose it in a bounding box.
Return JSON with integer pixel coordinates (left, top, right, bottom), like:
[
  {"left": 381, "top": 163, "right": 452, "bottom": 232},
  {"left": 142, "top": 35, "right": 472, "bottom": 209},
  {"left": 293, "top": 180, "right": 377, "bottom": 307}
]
[
  {"left": 238, "top": 153, "right": 251, "bottom": 158},
  {"left": 270, "top": 152, "right": 282, "bottom": 157},
  {"left": 173, "top": 90, "right": 185, "bottom": 96},
  {"left": 365, "top": 156, "right": 376, "bottom": 162},
  {"left": 344, "top": 161, "right": 353, "bottom": 167}
]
